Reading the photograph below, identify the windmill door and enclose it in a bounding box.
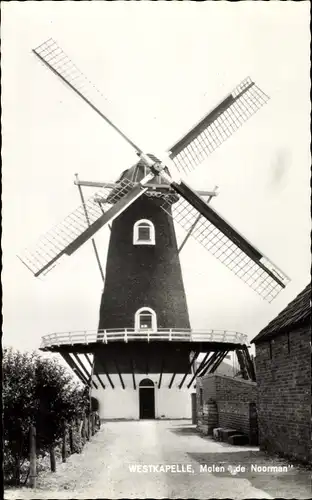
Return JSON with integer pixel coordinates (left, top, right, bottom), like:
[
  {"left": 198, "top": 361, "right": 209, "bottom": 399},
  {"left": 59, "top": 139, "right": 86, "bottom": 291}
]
[{"left": 139, "top": 379, "right": 155, "bottom": 419}]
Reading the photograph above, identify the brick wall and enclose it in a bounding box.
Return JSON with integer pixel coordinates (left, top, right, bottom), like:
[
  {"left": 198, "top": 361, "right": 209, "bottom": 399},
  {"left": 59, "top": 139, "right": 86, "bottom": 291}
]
[
  {"left": 196, "top": 374, "right": 258, "bottom": 443},
  {"left": 255, "top": 325, "right": 311, "bottom": 464}
]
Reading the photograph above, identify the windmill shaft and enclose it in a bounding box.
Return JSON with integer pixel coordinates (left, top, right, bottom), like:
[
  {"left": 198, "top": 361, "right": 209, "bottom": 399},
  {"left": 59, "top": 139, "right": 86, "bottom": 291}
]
[
  {"left": 32, "top": 49, "right": 143, "bottom": 155},
  {"left": 76, "top": 178, "right": 105, "bottom": 283},
  {"left": 178, "top": 192, "right": 214, "bottom": 253},
  {"left": 178, "top": 213, "right": 202, "bottom": 254}
]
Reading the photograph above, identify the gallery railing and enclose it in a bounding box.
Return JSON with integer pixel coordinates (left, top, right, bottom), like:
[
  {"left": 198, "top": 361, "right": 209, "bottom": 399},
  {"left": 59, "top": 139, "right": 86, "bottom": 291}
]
[{"left": 40, "top": 328, "right": 248, "bottom": 348}]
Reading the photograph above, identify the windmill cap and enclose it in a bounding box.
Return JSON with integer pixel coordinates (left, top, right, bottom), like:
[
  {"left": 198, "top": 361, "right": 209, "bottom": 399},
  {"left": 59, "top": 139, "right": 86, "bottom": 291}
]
[{"left": 116, "top": 154, "right": 172, "bottom": 186}]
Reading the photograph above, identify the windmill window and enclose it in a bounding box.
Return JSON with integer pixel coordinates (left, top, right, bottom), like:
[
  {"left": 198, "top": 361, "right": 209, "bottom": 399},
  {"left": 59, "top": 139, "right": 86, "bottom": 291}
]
[
  {"left": 135, "top": 307, "right": 157, "bottom": 331},
  {"left": 133, "top": 219, "right": 155, "bottom": 245}
]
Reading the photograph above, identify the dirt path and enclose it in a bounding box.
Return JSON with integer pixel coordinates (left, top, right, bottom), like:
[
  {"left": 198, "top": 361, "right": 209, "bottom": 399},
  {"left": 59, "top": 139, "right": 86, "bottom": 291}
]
[{"left": 4, "top": 421, "right": 311, "bottom": 499}]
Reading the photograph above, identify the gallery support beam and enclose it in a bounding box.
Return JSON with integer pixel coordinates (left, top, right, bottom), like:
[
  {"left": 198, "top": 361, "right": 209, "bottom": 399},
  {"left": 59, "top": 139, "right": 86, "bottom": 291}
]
[
  {"left": 96, "top": 358, "right": 115, "bottom": 389},
  {"left": 60, "top": 352, "right": 89, "bottom": 386},
  {"left": 241, "top": 345, "right": 256, "bottom": 381},
  {"left": 236, "top": 348, "right": 249, "bottom": 380},
  {"left": 129, "top": 357, "right": 136, "bottom": 390},
  {"left": 158, "top": 359, "right": 164, "bottom": 389},
  {"left": 72, "top": 353, "right": 99, "bottom": 389},
  {"left": 197, "top": 351, "right": 221, "bottom": 378},
  {"left": 114, "top": 359, "right": 125, "bottom": 389},
  {"left": 209, "top": 351, "right": 229, "bottom": 374},
  {"left": 186, "top": 352, "right": 211, "bottom": 388},
  {"left": 84, "top": 353, "right": 106, "bottom": 390},
  {"left": 178, "top": 350, "right": 200, "bottom": 389},
  {"left": 168, "top": 371, "right": 177, "bottom": 389}
]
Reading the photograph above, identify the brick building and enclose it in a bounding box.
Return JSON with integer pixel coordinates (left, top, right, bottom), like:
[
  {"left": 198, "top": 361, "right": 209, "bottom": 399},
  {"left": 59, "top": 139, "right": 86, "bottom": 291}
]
[{"left": 252, "top": 283, "right": 311, "bottom": 464}]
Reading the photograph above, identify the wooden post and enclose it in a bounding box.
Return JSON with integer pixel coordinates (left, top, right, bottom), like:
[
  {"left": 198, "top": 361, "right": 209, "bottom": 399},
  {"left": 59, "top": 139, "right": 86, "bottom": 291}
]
[
  {"left": 88, "top": 414, "right": 92, "bottom": 439},
  {"left": 69, "top": 422, "right": 74, "bottom": 454},
  {"left": 49, "top": 445, "right": 56, "bottom": 472},
  {"left": 29, "top": 425, "right": 37, "bottom": 488},
  {"left": 91, "top": 413, "right": 95, "bottom": 436},
  {"left": 14, "top": 455, "right": 21, "bottom": 486},
  {"left": 86, "top": 413, "right": 90, "bottom": 441},
  {"left": 81, "top": 414, "right": 86, "bottom": 445},
  {"left": 61, "top": 420, "right": 67, "bottom": 463}
]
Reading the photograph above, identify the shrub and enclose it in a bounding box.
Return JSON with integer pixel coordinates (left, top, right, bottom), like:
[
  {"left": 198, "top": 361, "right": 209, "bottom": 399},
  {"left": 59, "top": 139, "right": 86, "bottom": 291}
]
[{"left": 3, "top": 348, "right": 90, "bottom": 484}]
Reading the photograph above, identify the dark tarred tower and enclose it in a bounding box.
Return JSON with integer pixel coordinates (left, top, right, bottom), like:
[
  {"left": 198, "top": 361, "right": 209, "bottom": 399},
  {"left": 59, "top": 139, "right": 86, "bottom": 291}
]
[
  {"left": 99, "top": 160, "right": 190, "bottom": 331},
  {"left": 94, "top": 159, "right": 191, "bottom": 374}
]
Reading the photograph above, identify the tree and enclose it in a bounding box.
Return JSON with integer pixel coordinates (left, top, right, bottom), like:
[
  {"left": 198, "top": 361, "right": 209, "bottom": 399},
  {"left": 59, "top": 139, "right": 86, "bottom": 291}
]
[
  {"left": 3, "top": 348, "right": 89, "bottom": 484},
  {"left": 3, "top": 348, "right": 38, "bottom": 484}
]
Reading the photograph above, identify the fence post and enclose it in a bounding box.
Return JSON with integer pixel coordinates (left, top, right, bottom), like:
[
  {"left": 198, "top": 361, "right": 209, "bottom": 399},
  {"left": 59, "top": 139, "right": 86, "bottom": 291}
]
[
  {"left": 61, "top": 420, "right": 67, "bottom": 463},
  {"left": 29, "top": 425, "right": 37, "bottom": 488},
  {"left": 91, "top": 413, "right": 95, "bottom": 436},
  {"left": 82, "top": 413, "right": 88, "bottom": 444},
  {"left": 86, "top": 414, "right": 90, "bottom": 441},
  {"left": 69, "top": 421, "right": 74, "bottom": 454},
  {"left": 49, "top": 445, "right": 56, "bottom": 472}
]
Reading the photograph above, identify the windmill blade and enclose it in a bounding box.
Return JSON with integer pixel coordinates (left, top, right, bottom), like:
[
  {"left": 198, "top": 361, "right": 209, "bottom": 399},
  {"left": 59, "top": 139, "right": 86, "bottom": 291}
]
[
  {"left": 160, "top": 180, "right": 290, "bottom": 302},
  {"left": 18, "top": 179, "right": 149, "bottom": 278},
  {"left": 167, "top": 77, "right": 269, "bottom": 175},
  {"left": 32, "top": 38, "right": 143, "bottom": 154}
]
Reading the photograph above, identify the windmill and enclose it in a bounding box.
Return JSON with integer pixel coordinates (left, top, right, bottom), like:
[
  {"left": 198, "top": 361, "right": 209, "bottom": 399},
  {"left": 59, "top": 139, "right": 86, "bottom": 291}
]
[{"left": 18, "top": 39, "right": 290, "bottom": 420}]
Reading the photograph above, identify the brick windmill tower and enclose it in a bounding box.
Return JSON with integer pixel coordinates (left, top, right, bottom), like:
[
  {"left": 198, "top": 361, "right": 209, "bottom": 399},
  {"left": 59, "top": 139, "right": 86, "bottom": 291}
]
[{"left": 19, "top": 39, "right": 290, "bottom": 420}]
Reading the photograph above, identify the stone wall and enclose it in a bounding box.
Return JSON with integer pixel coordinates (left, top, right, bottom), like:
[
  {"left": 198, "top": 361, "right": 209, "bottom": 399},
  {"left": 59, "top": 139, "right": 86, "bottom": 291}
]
[
  {"left": 255, "top": 325, "right": 311, "bottom": 464},
  {"left": 218, "top": 401, "right": 258, "bottom": 445},
  {"left": 196, "top": 373, "right": 258, "bottom": 444}
]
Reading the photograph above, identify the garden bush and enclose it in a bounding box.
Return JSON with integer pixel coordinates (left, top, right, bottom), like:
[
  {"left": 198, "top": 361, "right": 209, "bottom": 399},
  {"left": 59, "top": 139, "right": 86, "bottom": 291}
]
[{"left": 3, "top": 347, "right": 90, "bottom": 484}]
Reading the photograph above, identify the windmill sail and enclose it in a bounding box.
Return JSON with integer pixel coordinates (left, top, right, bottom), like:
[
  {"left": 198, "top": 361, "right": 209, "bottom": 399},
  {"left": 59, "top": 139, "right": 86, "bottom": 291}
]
[
  {"left": 18, "top": 180, "right": 143, "bottom": 277},
  {"left": 167, "top": 78, "right": 269, "bottom": 175},
  {"left": 160, "top": 181, "right": 290, "bottom": 302},
  {"left": 32, "top": 39, "right": 142, "bottom": 154}
]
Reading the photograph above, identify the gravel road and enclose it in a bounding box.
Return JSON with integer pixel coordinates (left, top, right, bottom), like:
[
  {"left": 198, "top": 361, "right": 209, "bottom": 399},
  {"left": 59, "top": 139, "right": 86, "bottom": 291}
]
[{"left": 4, "top": 420, "right": 311, "bottom": 499}]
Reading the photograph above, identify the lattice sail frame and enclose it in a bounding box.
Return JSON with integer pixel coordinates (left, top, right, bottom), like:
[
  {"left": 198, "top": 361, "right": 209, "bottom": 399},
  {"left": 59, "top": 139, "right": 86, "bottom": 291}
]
[
  {"left": 159, "top": 193, "right": 290, "bottom": 302},
  {"left": 25, "top": 38, "right": 290, "bottom": 302},
  {"left": 33, "top": 39, "right": 108, "bottom": 118},
  {"left": 18, "top": 180, "right": 135, "bottom": 277},
  {"left": 168, "top": 77, "right": 269, "bottom": 175},
  {"left": 32, "top": 38, "right": 142, "bottom": 153}
]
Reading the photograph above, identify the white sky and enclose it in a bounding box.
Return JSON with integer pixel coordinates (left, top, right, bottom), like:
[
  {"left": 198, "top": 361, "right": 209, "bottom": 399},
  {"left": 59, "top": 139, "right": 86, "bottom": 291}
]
[{"left": 2, "top": 1, "right": 311, "bottom": 356}]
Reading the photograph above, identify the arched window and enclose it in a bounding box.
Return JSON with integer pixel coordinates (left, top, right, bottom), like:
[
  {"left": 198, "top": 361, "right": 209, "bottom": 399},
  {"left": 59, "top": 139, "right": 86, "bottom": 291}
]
[
  {"left": 135, "top": 307, "right": 157, "bottom": 331},
  {"left": 133, "top": 219, "right": 155, "bottom": 245}
]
